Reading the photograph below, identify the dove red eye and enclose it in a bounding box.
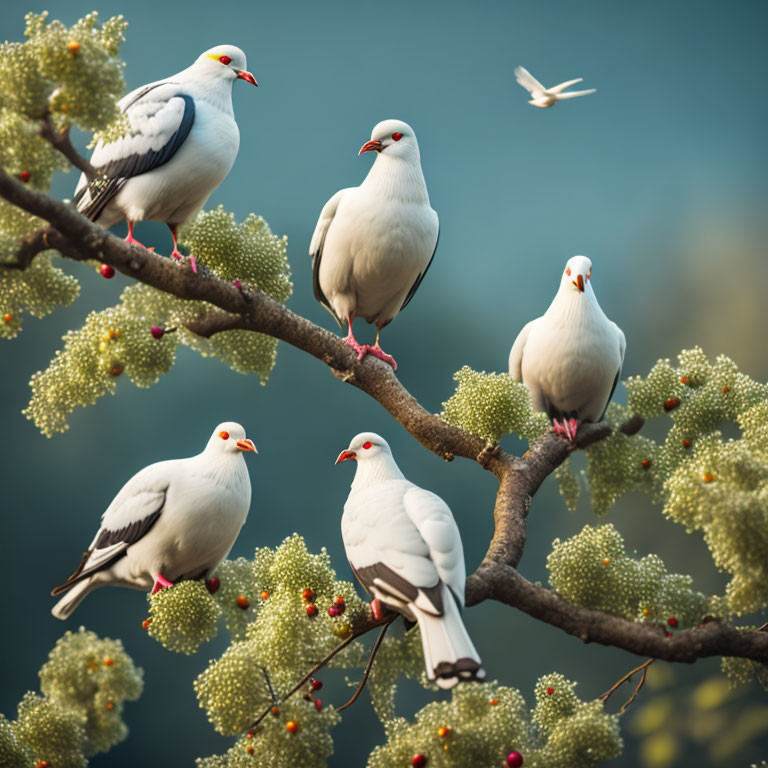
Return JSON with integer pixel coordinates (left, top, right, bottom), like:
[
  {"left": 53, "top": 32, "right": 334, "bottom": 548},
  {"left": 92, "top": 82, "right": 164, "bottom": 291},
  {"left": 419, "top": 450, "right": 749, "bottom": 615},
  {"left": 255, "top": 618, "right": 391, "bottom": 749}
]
[
  {"left": 219, "top": 55, "right": 232, "bottom": 65},
  {"left": 362, "top": 441, "right": 373, "bottom": 450},
  {"left": 219, "top": 431, "right": 230, "bottom": 440},
  {"left": 392, "top": 132, "right": 403, "bottom": 141}
]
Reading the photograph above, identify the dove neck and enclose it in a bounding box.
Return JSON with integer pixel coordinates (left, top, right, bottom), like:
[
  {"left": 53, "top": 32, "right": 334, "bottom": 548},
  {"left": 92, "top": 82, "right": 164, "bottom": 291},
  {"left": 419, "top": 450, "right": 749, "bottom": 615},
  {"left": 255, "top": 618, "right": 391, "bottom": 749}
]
[
  {"left": 546, "top": 283, "right": 605, "bottom": 327},
  {"left": 196, "top": 451, "right": 249, "bottom": 487},
  {"left": 351, "top": 454, "right": 405, "bottom": 488},
  {"left": 363, "top": 154, "right": 429, "bottom": 204},
  {"left": 177, "top": 66, "right": 235, "bottom": 114}
]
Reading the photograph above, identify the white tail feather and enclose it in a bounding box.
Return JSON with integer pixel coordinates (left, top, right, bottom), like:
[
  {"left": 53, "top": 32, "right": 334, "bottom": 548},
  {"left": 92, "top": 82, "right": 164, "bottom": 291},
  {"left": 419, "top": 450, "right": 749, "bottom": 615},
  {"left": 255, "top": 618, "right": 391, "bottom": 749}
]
[
  {"left": 51, "top": 578, "right": 95, "bottom": 620},
  {"left": 412, "top": 587, "right": 484, "bottom": 689}
]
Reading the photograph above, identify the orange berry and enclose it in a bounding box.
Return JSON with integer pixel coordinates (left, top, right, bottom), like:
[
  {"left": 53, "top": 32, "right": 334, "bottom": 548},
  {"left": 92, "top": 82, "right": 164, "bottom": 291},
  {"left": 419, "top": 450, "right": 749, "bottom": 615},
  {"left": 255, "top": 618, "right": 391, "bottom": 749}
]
[
  {"left": 36, "top": 762, "right": 49, "bottom": 768},
  {"left": 602, "top": 557, "right": 610, "bottom": 565},
  {"left": 2, "top": 314, "right": 11, "bottom": 323},
  {"left": 437, "top": 726, "right": 451, "bottom": 738},
  {"left": 260, "top": 590, "right": 269, "bottom": 600},
  {"left": 641, "top": 459, "right": 651, "bottom": 469},
  {"left": 246, "top": 745, "right": 254, "bottom": 754},
  {"left": 270, "top": 706, "right": 280, "bottom": 716},
  {"left": 103, "top": 657, "right": 114, "bottom": 667},
  {"left": 703, "top": 473, "right": 715, "bottom": 483},
  {"left": 236, "top": 595, "right": 249, "bottom": 609},
  {"left": 722, "top": 386, "right": 730, "bottom": 394},
  {"left": 106, "top": 701, "right": 114, "bottom": 710},
  {"left": 67, "top": 40, "right": 80, "bottom": 53},
  {"left": 286, "top": 720, "right": 299, "bottom": 733},
  {"left": 142, "top": 618, "right": 151, "bottom": 630},
  {"left": 664, "top": 397, "right": 680, "bottom": 412},
  {"left": 643, "top": 608, "right": 650, "bottom": 616},
  {"left": 489, "top": 698, "right": 499, "bottom": 706},
  {"left": 679, "top": 376, "right": 689, "bottom": 385},
  {"left": 302, "top": 588, "right": 315, "bottom": 602}
]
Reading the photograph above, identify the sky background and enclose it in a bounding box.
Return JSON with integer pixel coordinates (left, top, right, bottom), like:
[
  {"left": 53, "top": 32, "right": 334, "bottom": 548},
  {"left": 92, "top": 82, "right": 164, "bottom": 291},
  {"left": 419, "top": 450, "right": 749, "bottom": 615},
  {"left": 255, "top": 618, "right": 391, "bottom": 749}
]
[{"left": 1, "top": 1, "right": 767, "bottom": 766}]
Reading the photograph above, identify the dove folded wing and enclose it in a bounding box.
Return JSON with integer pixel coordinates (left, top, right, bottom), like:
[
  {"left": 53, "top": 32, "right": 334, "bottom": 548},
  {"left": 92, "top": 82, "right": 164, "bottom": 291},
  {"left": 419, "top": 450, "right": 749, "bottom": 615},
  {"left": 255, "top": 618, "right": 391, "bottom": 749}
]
[
  {"left": 310, "top": 188, "right": 349, "bottom": 325},
  {"left": 74, "top": 85, "right": 195, "bottom": 221},
  {"left": 508, "top": 319, "right": 536, "bottom": 380},
  {"left": 400, "top": 223, "right": 439, "bottom": 311}
]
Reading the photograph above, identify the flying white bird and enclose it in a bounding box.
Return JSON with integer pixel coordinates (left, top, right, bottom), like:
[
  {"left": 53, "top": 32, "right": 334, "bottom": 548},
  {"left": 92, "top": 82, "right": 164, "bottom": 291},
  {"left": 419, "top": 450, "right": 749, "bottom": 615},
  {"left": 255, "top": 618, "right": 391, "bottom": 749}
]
[
  {"left": 74, "top": 45, "right": 258, "bottom": 272},
  {"left": 336, "top": 433, "right": 485, "bottom": 688},
  {"left": 51, "top": 422, "right": 256, "bottom": 619},
  {"left": 509, "top": 256, "right": 625, "bottom": 440},
  {"left": 514, "top": 65, "right": 595, "bottom": 108},
  {"left": 310, "top": 119, "right": 439, "bottom": 369}
]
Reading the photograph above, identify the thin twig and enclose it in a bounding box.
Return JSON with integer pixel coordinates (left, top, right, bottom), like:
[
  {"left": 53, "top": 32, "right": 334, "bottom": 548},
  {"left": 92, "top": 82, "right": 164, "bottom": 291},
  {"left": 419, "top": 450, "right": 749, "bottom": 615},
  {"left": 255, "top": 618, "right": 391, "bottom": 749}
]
[
  {"left": 600, "top": 658, "right": 655, "bottom": 703},
  {"left": 261, "top": 667, "right": 278, "bottom": 706},
  {"left": 619, "top": 662, "right": 651, "bottom": 714},
  {"left": 337, "top": 617, "right": 395, "bottom": 712}
]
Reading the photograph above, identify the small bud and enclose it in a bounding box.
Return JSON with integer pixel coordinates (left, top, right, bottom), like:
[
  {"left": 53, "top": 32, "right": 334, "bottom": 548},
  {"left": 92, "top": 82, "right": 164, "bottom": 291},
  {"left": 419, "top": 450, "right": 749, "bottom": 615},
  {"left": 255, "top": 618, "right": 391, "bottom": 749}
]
[{"left": 99, "top": 263, "right": 115, "bottom": 279}]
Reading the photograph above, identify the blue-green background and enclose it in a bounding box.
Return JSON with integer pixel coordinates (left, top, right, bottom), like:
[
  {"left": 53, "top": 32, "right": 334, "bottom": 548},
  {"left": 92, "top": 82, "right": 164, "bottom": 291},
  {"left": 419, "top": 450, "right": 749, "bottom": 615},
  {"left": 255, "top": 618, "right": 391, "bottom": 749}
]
[{"left": 1, "top": 1, "right": 767, "bottom": 765}]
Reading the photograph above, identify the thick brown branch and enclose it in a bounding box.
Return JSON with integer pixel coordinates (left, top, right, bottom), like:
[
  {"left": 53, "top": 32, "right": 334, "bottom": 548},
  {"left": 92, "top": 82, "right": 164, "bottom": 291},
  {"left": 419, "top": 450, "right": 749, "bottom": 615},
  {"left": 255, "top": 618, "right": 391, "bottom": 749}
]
[
  {"left": 2, "top": 171, "right": 768, "bottom": 668},
  {"left": 39, "top": 116, "right": 98, "bottom": 180}
]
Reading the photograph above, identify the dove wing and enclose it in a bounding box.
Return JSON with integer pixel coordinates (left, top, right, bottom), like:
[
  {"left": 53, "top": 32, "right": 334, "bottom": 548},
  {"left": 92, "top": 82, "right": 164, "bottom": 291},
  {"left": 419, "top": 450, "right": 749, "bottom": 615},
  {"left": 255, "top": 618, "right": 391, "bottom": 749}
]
[
  {"left": 74, "top": 81, "right": 196, "bottom": 221},
  {"left": 310, "top": 188, "right": 349, "bottom": 326},
  {"left": 400, "top": 219, "right": 439, "bottom": 311},
  {"left": 514, "top": 66, "right": 546, "bottom": 96},
  {"left": 556, "top": 89, "right": 596, "bottom": 100}
]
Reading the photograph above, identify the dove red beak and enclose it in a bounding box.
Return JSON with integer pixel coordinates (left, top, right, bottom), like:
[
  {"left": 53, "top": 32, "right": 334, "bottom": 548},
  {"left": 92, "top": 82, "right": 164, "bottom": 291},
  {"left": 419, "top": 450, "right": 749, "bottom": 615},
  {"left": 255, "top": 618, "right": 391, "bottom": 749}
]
[
  {"left": 235, "top": 70, "right": 258, "bottom": 86},
  {"left": 571, "top": 274, "right": 585, "bottom": 292},
  {"left": 335, "top": 450, "right": 357, "bottom": 464},
  {"left": 359, "top": 140, "right": 383, "bottom": 155},
  {"left": 237, "top": 439, "right": 257, "bottom": 452}
]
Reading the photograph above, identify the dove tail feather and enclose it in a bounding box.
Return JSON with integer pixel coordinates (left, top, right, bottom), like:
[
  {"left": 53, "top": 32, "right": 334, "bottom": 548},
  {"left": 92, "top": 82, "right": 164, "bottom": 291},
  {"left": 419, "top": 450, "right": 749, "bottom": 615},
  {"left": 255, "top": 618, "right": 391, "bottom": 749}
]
[
  {"left": 51, "top": 577, "right": 96, "bottom": 620},
  {"left": 412, "top": 588, "right": 485, "bottom": 689},
  {"left": 51, "top": 550, "right": 93, "bottom": 596}
]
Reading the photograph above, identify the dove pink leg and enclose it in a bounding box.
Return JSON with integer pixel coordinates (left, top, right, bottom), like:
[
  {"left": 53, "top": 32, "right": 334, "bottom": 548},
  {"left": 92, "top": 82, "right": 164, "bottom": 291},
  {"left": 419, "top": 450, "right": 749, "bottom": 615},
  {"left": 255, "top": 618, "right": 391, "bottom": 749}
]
[
  {"left": 343, "top": 317, "right": 369, "bottom": 361},
  {"left": 124, "top": 221, "right": 146, "bottom": 249},
  {"left": 364, "top": 326, "right": 397, "bottom": 370},
  {"left": 151, "top": 573, "right": 174, "bottom": 595},
  {"left": 551, "top": 418, "right": 579, "bottom": 442},
  {"left": 168, "top": 224, "right": 197, "bottom": 273}
]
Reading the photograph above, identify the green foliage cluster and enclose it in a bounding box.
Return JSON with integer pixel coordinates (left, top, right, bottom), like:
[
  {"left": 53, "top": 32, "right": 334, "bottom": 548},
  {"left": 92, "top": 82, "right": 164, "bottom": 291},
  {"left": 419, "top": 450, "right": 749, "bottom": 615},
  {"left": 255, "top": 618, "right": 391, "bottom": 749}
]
[
  {"left": 0, "top": 11, "right": 126, "bottom": 337},
  {"left": 547, "top": 523, "right": 713, "bottom": 626},
  {"left": 24, "top": 208, "right": 291, "bottom": 436},
  {"left": 0, "top": 628, "right": 142, "bottom": 767},
  {"left": 554, "top": 349, "right": 768, "bottom": 617},
  {"left": 441, "top": 366, "right": 550, "bottom": 444},
  {"left": 368, "top": 674, "right": 621, "bottom": 768}
]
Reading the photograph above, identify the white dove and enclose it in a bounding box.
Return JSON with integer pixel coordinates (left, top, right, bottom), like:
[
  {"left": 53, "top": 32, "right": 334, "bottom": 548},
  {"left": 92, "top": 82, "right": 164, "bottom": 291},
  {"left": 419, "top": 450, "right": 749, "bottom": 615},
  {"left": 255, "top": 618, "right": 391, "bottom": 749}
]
[
  {"left": 509, "top": 256, "right": 625, "bottom": 441},
  {"left": 514, "top": 65, "right": 595, "bottom": 108},
  {"left": 310, "top": 119, "right": 439, "bottom": 370},
  {"left": 51, "top": 422, "right": 256, "bottom": 619},
  {"left": 74, "top": 45, "right": 257, "bottom": 272},
  {"left": 336, "top": 433, "right": 485, "bottom": 688}
]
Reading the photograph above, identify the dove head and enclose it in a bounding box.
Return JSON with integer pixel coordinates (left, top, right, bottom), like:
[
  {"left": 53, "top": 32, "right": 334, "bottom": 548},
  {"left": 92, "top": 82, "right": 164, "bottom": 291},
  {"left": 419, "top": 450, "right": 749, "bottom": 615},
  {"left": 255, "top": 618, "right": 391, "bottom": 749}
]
[
  {"left": 359, "top": 119, "right": 420, "bottom": 161},
  {"left": 562, "top": 255, "right": 593, "bottom": 294},
  {"left": 193, "top": 45, "right": 258, "bottom": 87},
  {"left": 336, "top": 432, "right": 404, "bottom": 484},
  {"left": 206, "top": 422, "right": 257, "bottom": 455}
]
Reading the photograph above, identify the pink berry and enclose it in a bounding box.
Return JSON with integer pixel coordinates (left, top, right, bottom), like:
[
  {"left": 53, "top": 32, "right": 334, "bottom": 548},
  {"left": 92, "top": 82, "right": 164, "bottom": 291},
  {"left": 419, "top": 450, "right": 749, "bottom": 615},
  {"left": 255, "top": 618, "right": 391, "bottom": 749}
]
[
  {"left": 150, "top": 325, "right": 165, "bottom": 339},
  {"left": 507, "top": 752, "right": 523, "bottom": 768},
  {"left": 99, "top": 264, "right": 115, "bottom": 279},
  {"left": 328, "top": 605, "right": 339, "bottom": 617},
  {"left": 206, "top": 577, "right": 220, "bottom": 594},
  {"left": 232, "top": 279, "right": 242, "bottom": 289}
]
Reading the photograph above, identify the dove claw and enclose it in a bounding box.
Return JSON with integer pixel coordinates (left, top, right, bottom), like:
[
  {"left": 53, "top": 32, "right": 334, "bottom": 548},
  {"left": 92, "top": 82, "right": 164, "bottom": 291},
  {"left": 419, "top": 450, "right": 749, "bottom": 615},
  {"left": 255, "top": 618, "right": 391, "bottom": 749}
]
[
  {"left": 151, "top": 573, "right": 174, "bottom": 595},
  {"left": 343, "top": 330, "right": 368, "bottom": 362},
  {"left": 169, "top": 247, "right": 183, "bottom": 261},
  {"left": 365, "top": 344, "right": 397, "bottom": 370},
  {"left": 370, "top": 598, "right": 384, "bottom": 621}
]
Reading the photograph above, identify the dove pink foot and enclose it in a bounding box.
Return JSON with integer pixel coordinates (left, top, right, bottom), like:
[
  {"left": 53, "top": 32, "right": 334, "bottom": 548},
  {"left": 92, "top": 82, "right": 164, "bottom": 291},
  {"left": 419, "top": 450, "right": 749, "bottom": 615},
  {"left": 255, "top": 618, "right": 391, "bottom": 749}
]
[
  {"left": 364, "top": 344, "right": 397, "bottom": 370},
  {"left": 370, "top": 597, "right": 384, "bottom": 622},
  {"left": 124, "top": 221, "right": 146, "bottom": 249},
  {"left": 343, "top": 319, "right": 368, "bottom": 361},
  {"left": 151, "top": 573, "right": 174, "bottom": 595},
  {"left": 552, "top": 418, "right": 579, "bottom": 442},
  {"left": 167, "top": 224, "right": 197, "bottom": 272}
]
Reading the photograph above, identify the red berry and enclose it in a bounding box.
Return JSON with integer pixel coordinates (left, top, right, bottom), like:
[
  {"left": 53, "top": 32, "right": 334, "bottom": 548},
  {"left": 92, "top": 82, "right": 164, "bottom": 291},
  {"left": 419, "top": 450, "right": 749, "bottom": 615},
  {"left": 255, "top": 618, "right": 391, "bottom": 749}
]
[
  {"left": 302, "top": 588, "right": 315, "bottom": 602},
  {"left": 2, "top": 314, "right": 11, "bottom": 323},
  {"left": 232, "top": 279, "right": 242, "bottom": 289},
  {"left": 150, "top": 325, "right": 165, "bottom": 339},
  {"left": 663, "top": 397, "right": 680, "bottom": 412},
  {"left": 328, "top": 605, "right": 340, "bottom": 617},
  {"left": 679, "top": 376, "right": 689, "bottom": 385},
  {"left": 641, "top": 459, "right": 651, "bottom": 470},
  {"left": 412, "top": 755, "right": 427, "bottom": 767},
  {"left": 683, "top": 439, "right": 691, "bottom": 448},
  {"left": 306, "top": 603, "right": 318, "bottom": 617},
  {"left": 314, "top": 699, "right": 323, "bottom": 711},
  {"left": 236, "top": 595, "right": 249, "bottom": 609},
  {"left": 206, "top": 577, "right": 220, "bottom": 594},
  {"left": 311, "top": 679, "right": 323, "bottom": 691},
  {"left": 270, "top": 706, "right": 279, "bottom": 716},
  {"left": 703, "top": 473, "right": 715, "bottom": 483},
  {"left": 722, "top": 386, "right": 730, "bottom": 394},
  {"left": 546, "top": 687, "right": 554, "bottom": 696},
  {"left": 667, "top": 617, "right": 678, "bottom": 628},
  {"left": 142, "top": 618, "right": 151, "bottom": 630},
  {"left": 20, "top": 171, "right": 31, "bottom": 183},
  {"left": 99, "top": 263, "right": 115, "bottom": 279},
  {"left": 507, "top": 752, "right": 524, "bottom": 768}
]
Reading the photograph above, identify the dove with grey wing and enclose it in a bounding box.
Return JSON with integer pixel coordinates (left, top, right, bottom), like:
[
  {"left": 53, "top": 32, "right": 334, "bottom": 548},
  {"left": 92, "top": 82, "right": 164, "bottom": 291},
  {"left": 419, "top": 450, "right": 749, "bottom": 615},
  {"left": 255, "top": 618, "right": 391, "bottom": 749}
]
[
  {"left": 74, "top": 45, "right": 257, "bottom": 270},
  {"left": 310, "top": 119, "right": 439, "bottom": 370},
  {"left": 509, "top": 256, "right": 625, "bottom": 440},
  {"left": 336, "top": 433, "right": 485, "bottom": 688},
  {"left": 51, "top": 422, "right": 256, "bottom": 619}
]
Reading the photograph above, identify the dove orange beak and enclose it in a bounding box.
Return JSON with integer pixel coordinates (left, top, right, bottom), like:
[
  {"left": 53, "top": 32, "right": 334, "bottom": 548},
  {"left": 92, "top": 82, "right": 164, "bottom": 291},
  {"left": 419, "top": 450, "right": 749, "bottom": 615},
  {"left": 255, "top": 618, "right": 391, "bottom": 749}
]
[
  {"left": 335, "top": 450, "right": 357, "bottom": 464},
  {"left": 237, "top": 439, "right": 257, "bottom": 452},
  {"left": 571, "top": 274, "right": 585, "bottom": 292},
  {"left": 359, "top": 140, "right": 383, "bottom": 155},
  {"left": 235, "top": 70, "right": 258, "bottom": 86}
]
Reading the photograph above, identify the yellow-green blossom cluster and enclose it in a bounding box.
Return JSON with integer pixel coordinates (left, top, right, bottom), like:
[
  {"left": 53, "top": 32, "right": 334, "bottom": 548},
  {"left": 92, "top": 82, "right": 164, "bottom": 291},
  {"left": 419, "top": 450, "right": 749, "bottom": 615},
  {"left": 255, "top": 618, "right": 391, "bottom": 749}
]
[
  {"left": 24, "top": 209, "right": 291, "bottom": 435},
  {"left": 367, "top": 675, "right": 621, "bottom": 768},
  {"left": 570, "top": 350, "right": 768, "bottom": 617},
  {"left": 0, "top": 629, "right": 142, "bottom": 767},
  {"left": 441, "top": 367, "right": 550, "bottom": 444},
  {"left": 547, "top": 524, "right": 712, "bottom": 626},
  {"left": 147, "top": 580, "right": 222, "bottom": 655},
  {"left": 0, "top": 11, "right": 126, "bottom": 128},
  {"left": 721, "top": 654, "right": 768, "bottom": 692}
]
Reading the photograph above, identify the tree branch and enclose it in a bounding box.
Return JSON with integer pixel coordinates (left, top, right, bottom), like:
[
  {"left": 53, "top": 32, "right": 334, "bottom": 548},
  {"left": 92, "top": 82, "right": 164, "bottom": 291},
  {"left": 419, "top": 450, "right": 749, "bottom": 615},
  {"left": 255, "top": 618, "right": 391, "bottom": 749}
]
[
  {"left": 2, "top": 169, "right": 767, "bottom": 667},
  {"left": 39, "top": 115, "right": 98, "bottom": 180}
]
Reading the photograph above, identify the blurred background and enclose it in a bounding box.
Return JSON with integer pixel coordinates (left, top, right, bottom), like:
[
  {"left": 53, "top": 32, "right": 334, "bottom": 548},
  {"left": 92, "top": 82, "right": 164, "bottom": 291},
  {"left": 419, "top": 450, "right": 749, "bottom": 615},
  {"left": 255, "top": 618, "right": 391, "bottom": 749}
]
[{"left": 1, "top": 0, "right": 767, "bottom": 765}]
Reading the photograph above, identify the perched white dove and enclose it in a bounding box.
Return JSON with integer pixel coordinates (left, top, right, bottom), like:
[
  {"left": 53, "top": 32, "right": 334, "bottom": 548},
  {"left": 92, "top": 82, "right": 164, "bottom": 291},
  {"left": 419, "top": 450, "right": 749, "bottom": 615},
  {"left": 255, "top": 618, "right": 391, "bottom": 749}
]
[
  {"left": 509, "top": 256, "right": 625, "bottom": 440},
  {"left": 310, "top": 119, "right": 439, "bottom": 369},
  {"left": 51, "top": 422, "right": 256, "bottom": 619},
  {"left": 336, "top": 433, "right": 485, "bottom": 688},
  {"left": 74, "top": 45, "right": 257, "bottom": 272},
  {"left": 514, "top": 65, "right": 595, "bottom": 108}
]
